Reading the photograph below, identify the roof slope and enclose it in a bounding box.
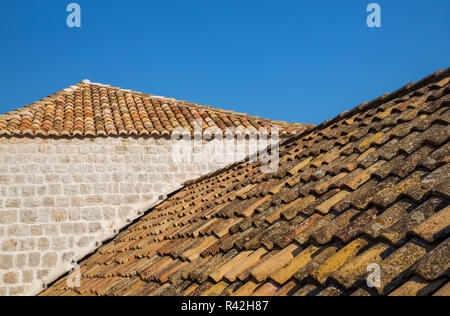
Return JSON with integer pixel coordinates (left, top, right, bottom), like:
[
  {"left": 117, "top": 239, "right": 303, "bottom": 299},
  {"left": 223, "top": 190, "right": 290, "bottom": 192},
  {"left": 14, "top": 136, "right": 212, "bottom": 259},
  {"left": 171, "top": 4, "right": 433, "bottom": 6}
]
[
  {"left": 0, "top": 81, "right": 308, "bottom": 137},
  {"left": 41, "top": 69, "right": 450, "bottom": 296}
]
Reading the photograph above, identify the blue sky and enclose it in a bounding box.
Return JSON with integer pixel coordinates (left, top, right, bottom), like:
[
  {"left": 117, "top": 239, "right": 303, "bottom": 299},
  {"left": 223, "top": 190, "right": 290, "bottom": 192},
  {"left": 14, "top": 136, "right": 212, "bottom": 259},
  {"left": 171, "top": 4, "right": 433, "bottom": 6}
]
[{"left": 0, "top": 0, "right": 448, "bottom": 125}]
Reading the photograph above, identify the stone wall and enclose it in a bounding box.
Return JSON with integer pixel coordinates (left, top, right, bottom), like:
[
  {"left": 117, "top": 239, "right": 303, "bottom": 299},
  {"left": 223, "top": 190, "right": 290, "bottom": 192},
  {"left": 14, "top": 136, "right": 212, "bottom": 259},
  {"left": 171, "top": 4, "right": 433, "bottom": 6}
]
[{"left": 0, "top": 135, "right": 264, "bottom": 296}]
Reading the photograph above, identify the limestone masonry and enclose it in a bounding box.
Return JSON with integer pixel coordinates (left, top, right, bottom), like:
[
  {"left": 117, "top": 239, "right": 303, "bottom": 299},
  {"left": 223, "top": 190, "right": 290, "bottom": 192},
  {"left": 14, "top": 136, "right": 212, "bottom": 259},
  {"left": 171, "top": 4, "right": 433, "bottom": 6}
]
[{"left": 0, "top": 136, "right": 257, "bottom": 295}]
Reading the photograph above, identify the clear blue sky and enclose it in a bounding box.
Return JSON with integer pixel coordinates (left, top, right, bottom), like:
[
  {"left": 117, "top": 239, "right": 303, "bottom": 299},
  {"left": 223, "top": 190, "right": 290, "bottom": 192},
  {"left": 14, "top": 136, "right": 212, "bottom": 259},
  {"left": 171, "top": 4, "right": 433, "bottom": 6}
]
[{"left": 0, "top": 0, "right": 448, "bottom": 125}]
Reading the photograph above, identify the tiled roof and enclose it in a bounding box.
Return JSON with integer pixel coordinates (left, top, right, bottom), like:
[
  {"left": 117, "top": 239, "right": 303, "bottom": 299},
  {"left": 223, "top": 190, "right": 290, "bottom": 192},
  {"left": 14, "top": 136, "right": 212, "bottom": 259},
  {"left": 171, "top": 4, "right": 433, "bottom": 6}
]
[
  {"left": 0, "top": 80, "right": 308, "bottom": 137},
  {"left": 41, "top": 69, "right": 450, "bottom": 296}
]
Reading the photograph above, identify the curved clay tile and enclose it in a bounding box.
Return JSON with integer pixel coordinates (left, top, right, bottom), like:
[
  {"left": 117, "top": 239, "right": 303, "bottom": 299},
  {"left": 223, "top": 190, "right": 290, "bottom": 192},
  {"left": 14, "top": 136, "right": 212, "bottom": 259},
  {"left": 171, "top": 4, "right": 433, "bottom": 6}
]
[{"left": 0, "top": 81, "right": 307, "bottom": 138}]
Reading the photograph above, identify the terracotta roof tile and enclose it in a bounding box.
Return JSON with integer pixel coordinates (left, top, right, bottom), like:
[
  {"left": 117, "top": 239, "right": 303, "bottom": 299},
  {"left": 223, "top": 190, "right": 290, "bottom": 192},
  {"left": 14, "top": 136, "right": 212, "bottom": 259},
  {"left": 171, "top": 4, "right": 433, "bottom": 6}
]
[
  {"left": 42, "top": 69, "right": 450, "bottom": 296},
  {"left": 380, "top": 197, "right": 445, "bottom": 244},
  {"left": 230, "top": 281, "right": 259, "bottom": 296},
  {"left": 330, "top": 243, "right": 390, "bottom": 289},
  {"left": 412, "top": 205, "right": 450, "bottom": 243},
  {"left": 433, "top": 282, "right": 450, "bottom": 296},
  {"left": 224, "top": 248, "right": 267, "bottom": 282},
  {"left": 201, "top": 281, "right": 229, "bottom": 296},
  {"left": 251, "top": 282, "right": 279, "bottom": 296},
  {"left": 350, "top": 288, "right": 372, "bottom": 296},
  {"left": 317, "top": 286, "right": 343, "bottom": 296},
  {"left": 311, "top": 237, "right": 370, "bottom": 284},
  {"left": 377, "top": 241, "right": 427, "bottom": 295},
  {"left": 209, "top": 250, "right": 252, "bottom": 282},
  {"left": 293, "top": 284, "right": 318, "bottom": 296},
  {"left": 311, "top": 208, "right": 360, "bottom": 244},
  {"left": 362, "top": 200, "right": 412, "bottom": 238},
  {"left": 294, "top": 213, "right": 335, "bottom": 244},
  {"left": 275, "top": 280, "right": 298, "bottom": 296},
  {"left": 270, "top": 245, "right": 320, "bottom": 284},
  {"left": 388, "top": 277, "right": 446, "bottom": 296},
  {"left": 414, "top": 238, "right": 450, "bottom": 280},
  {"left": 250, "top": 244, "right": 300, "bottom": 282},
  {"left": 0, "top": 82, "right": 308, "bottom": 137}
]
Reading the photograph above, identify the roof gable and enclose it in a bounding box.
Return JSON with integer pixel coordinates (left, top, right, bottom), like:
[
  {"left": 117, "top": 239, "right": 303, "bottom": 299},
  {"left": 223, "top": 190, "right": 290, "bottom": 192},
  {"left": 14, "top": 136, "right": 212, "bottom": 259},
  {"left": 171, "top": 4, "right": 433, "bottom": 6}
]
[{"left": 41, "top": 69, "right": 450, "bottom": 296}]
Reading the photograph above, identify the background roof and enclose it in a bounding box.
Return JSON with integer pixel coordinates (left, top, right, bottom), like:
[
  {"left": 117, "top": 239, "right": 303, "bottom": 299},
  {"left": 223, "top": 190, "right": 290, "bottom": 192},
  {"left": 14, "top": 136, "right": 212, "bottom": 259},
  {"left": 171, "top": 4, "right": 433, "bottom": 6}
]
[{"left": 0, "top": 81, "right": 307, "bottom": 137}]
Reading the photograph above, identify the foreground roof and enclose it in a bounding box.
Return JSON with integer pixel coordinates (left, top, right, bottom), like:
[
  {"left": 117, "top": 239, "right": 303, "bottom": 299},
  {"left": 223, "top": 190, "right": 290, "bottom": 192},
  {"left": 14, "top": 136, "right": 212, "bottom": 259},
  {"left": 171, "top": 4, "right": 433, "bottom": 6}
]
[
  {"left": 42, "top": 69, "right": 450, "bottom": 296},
  {"left": 0, "top": 80, "right": 308, "bottom": 137}
]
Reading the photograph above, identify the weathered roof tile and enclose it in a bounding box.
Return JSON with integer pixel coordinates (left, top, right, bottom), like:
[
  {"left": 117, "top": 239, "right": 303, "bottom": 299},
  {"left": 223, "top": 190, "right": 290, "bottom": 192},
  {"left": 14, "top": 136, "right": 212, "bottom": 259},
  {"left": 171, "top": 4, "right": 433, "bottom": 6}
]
[
  {"left": 377, "top": 242, "right": 427, "bottom": 295},
  {"left": 362, "top": 200, "right": 412, "bottom": 238},
  {"left": 311, "top": 238, "right": 370, "bottom": 284},
  {"left": 250, "top": 244, "right": 299, "bottom": 282},
  {"left": 412, "top": 206, "right": 450, "bottom": 242},
  {"left": 41, "top": 69, "right": 450, "bottom": 297},
  {"left": 330, "top": 243, "right": 390, "bottom": 289},
  {"left": 270, "top": 245, "right": 320, "bottom": 284},
  {"left": 433, "top": 282, "right": 450, "bottom": 296},
  {"left": 414, "top": 238, "right": 450, "bottom": 280},
  {"left": 381, "top": 197, "right": 445, "bottom": 244},
  {"left": 388, "top": 277, "right": 446, "bottom": 297}
]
